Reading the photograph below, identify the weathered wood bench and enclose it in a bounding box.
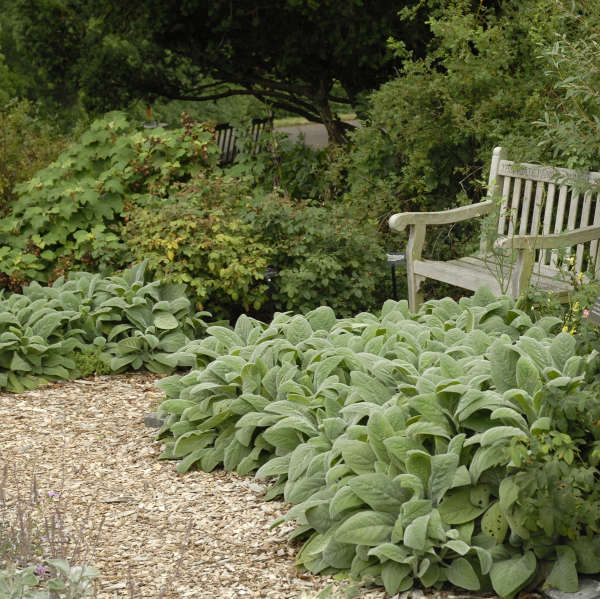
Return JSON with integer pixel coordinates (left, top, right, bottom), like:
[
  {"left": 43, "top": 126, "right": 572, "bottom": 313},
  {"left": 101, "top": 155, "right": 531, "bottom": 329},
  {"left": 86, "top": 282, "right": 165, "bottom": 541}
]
[
  {"left": 389, "top": 147, "right": 600, "bottom": 311},
  {"left": 215, "top": 116, "right": 273, "bottom": 165}
]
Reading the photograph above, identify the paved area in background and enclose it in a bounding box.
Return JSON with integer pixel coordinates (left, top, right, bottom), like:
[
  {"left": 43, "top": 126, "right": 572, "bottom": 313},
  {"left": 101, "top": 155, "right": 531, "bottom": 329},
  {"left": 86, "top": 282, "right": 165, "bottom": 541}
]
[{"left": 275, "top": 120, "right": 360, "bottom": 149}]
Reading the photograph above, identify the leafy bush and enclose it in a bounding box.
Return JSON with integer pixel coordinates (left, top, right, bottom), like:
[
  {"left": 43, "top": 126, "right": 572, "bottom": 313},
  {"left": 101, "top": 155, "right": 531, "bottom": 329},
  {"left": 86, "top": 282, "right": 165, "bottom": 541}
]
[
  {"left": 0, "top": 100, "right": 65, "bottom": 216},
  {"left": 154, "top": 287, "right": 600, "bottom": 596},
  {"left": 0, "top": 111, "right": 219, "bottom": 288},
  {"left": 325, "top": 1, "right": 571, "bottom": 262},
  {"left": 536, "top": 1, "right": 600, "bottom": 168},
  {"left": 229, "top": 129, "right": 330, "bottom": 204},
  {"left": 120, "top": 173, "right": 273, "bottom": 319},
  {"left": 122, "top": 180, "right": 388, "bottom": 319},
  {"left": 0, "top": 262, "right": 209, "bottom": 392},
  {"left": 244, "top": 193, "right": 388, "bottom": 316}
]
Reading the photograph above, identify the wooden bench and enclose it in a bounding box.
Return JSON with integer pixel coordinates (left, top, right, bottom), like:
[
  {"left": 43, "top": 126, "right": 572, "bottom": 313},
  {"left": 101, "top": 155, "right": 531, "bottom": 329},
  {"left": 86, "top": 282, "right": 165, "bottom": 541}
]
[
  {"left": 215, "top": 116, "right": 273, "bottom": 165},
  {"left": 389, "top": 147, "right": 600, "bottom": 311}
]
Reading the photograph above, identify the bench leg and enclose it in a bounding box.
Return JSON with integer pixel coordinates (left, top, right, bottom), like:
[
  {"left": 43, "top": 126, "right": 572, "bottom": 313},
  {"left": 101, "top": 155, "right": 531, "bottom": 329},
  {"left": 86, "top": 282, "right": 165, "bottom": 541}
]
[{"left": 407, "top": 271, "right": 425, "bottom": 312}]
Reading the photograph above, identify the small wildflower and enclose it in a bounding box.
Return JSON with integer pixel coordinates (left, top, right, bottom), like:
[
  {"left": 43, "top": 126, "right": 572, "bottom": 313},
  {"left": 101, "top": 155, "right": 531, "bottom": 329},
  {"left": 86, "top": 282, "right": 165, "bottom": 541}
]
[
  {"left": 562, "top": 325, "right": 569, "bottom": 332},
  {"left": 34, "top": 564, "right": 47, "bottom": 576},
  {"left": 48, "top": 491, "right": 59, "bottom": 499},
  {"left": 573, "top": 301, "right": 580, "bottom": 312},
  {"left": 578, "top": 272, "right": 584, "bottom": 281},
  {"left": 583, "top": 309, "right": 590, "bottom": 318},
  {"left": 40, "top": 536, "right": 48, "bottom": 542}
]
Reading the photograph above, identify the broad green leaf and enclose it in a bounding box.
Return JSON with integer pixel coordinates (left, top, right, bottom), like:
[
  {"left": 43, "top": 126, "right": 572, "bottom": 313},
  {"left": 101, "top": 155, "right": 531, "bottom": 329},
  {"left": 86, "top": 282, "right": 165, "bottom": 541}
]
[
  {"left": 438, "top": 488, "right": 487, "bottom": 524},
  {"left": 481, "top": 502, "right": 508, "bottom": 543},
  {"left": 490, "top": 551, "right": 536, "bottom": 599},
  {"left": 367, "top": 410, "right": 394, "bottom": 462},
  {"left": 158, "top": 399, "right": 196, "bottom": 415},
  {"left": 550, "top": 331, "right": 576, "bottom": 371},
  {"left": 153, "top": 311, "right": 179, "bottom": 330},
  {"left": 285, "top": 315, "right": 313, "bottom": 345},
  {"left": 381, "top": 562, "right": 412, "bottom": 594},
  {"left": 368, "top": 542, "right": 411, "bottom": 563},
  {"left": 348, "top": 474, "right": 407, "bottom": 513},
  {"left": 403, "top": 514, "right": 429, "bottom": 551},
  {"left": 337, "top": 439, "right": 377, "bottom": 475},
  {"left": 481, "top": 426, "right": 528, "bottom": 447},
  {"left": 207, "top": 326, "right": 244, "bottom": 348},
  {"left": 306, "top": 306, "right": 336, "bottom": 331},
  {"left": 488, "top": 340, "right": 518, "bottom": 392},
  {"left": 173, "top": 431, "right": 215, "bottom": 458},
  {"left": 447, "top": 557, "right": 480, "bottom": 591},
  {"left": 429, "top": 453, "right": 459, "bottom": 504},
  {"left": 515, "top": 356, "right": 539, "bottom": 395},
  {"left": 546, "top": 546, "right": 578, "bottom": 592},
  {"left": 334, "top": 511, "right": 395, "bottom": 546}
]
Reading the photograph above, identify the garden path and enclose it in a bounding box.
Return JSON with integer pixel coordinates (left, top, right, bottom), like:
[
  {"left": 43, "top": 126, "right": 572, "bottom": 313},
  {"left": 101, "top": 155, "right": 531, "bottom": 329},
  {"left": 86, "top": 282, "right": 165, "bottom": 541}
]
[{"left": 0, "top": 373, "right": 390, "bottom": 599}]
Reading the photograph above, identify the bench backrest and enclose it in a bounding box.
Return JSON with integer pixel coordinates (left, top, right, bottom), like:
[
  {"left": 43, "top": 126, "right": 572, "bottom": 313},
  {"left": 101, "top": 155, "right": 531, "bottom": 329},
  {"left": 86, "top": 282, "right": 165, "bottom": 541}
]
[
  {"left": 215, "top": 116, "right": 273, "bottom": 165},
  {"left": 486, "top": 147, "right": 600, "bottom": 275}
]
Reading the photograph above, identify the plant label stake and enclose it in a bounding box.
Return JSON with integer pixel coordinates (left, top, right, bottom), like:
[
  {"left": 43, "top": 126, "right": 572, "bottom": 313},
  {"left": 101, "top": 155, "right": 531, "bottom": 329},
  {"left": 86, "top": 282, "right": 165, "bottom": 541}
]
[{"left": 386, "top": 252, "right": 406, "bottom": 300}]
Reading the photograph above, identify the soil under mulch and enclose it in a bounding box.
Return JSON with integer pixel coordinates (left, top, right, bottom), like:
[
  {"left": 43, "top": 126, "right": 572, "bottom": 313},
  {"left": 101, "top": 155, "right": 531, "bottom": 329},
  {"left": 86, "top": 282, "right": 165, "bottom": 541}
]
[{"left": 0, "top": 373, "right": 393, "bottom": 599}]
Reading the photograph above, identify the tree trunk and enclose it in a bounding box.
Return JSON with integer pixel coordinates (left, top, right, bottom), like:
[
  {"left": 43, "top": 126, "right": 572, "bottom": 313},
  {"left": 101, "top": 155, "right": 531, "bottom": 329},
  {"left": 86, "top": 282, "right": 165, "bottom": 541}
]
[{"left": 314, "top": 81, "right": 349, "bottom": 145}]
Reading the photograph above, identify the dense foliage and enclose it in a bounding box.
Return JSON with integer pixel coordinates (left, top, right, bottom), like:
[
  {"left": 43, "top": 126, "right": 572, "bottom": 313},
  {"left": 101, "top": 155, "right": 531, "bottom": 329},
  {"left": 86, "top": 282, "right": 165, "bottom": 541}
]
[
  {"left": 0, "top": 262, "right": 209, "bottom": 392},
  {"left": 0, "top": 111, "right": 218, "bottom": 289},
  {"left": 0, "top": 100, "right": 65, "bottom": 216},
  {"left": 7, "top": 0, "right": 437, "bottom": 143},
  {"left": 154, "top": 287, "right": 600, "bottom": 596},
  {"left": 122, "top": 180, "right": 388, "bottom": 319}
]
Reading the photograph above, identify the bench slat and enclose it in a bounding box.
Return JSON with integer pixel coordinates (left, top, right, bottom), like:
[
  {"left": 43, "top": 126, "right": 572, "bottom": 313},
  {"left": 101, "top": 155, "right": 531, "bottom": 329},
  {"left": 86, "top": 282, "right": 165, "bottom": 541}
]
[
  {"left": 540, "top": 183, "right": 556, "bottom": 265},
  {"left": 519, "top": 179, "right": 533, "bottom": 235}
]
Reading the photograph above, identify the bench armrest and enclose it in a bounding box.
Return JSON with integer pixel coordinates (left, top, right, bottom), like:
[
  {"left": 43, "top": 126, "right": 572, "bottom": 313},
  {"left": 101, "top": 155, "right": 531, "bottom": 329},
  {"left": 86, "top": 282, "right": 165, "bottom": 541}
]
[
  {"left": 389, "top": 200, "right": 494, "bottom": 232},
  {"left": 495, "top": 224, "right": 600, "bottom": 250}
]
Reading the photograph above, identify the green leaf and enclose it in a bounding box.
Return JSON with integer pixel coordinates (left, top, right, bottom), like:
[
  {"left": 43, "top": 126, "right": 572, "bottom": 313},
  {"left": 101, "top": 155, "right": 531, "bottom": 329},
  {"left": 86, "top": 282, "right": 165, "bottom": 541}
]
[
  {"left": 429, "top": 453, "right": 459, "bottom": 504},
  {"left": 550, "top": 331, "right": 576, "bottom": 371},
  {"left": 447, "top": 557, "right": 480, "bottom": 591},
  {"left": 381, "top": 562, "right": 412, "bottom": 594},
  {"left": 403, "top": 514, "right": 429, "bottom": 551},
  {"left": 337, "top": 439, "right": 377, "bottom": 475},
  {"left": 334, "top": 511, "right": 395, "bottom": 546},
  {"left": 515, "top": 356, "right": 539, "bottom": 395},
  {"left": 438, "top": 488, "right": 487, "bottom": 524},
  {"left": 306, "top": 306, "right": 336, "bottom": 331},
  {"left": 490, "top": 551, "right": 536, "bottom": 599},
  {"left": 488, "top": 340, "right": 519, "bottom": 392},
  {"left": 207, "top": 326, "right": 244, "bottom": 348},
  {"left": 158, "top": 399, "right": 196, "bottom": 415},
  {"left": 481, "top": 502, "right": 508, "bottom": 543},
  {"left": 285, "top": 315, "right": 313, "bottom": 344},
  {"left": 546, "top": 546, "right": 578, "bottom": 592},
  {"left": 348, "top": 474, "right": 407, "bottom": 513}
]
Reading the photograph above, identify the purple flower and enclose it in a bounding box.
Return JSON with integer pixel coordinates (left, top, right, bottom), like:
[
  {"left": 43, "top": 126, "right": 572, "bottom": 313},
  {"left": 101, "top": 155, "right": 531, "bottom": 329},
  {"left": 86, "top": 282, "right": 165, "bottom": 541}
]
[
  {"left": 40, "top": 536, "right": 48, "bottom": 542},
  {"left": 48, "top": 491, "right": 59, "bottom": 499},
  {"left": 34, "top": 564, "right": 47, "bottom": 575}
]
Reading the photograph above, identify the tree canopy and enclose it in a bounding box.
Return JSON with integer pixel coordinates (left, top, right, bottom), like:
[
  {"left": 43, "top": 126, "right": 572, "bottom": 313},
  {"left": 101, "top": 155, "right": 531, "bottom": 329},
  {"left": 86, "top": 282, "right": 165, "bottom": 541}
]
[{"left": 9, "top": 0, "right": 434, "bottom": 141}]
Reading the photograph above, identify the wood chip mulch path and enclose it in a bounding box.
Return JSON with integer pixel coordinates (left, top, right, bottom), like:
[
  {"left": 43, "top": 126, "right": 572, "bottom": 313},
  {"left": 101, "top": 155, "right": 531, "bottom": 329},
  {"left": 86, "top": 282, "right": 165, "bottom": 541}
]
[{"left": 0, "top": 373, "right": 392, "bottom": 599}]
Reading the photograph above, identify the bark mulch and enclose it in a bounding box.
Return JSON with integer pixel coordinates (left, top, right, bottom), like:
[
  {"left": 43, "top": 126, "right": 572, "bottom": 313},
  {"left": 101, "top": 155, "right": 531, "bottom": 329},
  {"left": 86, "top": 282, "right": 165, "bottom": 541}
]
[{"left": 0, "top": 373, "right": 393, "bottom": 599}]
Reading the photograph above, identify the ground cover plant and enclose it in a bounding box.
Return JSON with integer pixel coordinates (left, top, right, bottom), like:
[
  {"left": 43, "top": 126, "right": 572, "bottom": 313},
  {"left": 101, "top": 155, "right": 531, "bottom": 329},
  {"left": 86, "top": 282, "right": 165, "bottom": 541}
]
[
  {"left": 0, "top": 262, "right": 209, "bottom": 392},
  {"left": 153, "top": 287, "right": 600, "bottom": 597}
]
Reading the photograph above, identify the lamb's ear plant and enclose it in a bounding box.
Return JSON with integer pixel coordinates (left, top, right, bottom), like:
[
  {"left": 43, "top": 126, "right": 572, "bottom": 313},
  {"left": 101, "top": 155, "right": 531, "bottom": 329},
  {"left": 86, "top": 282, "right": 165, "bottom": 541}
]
[
  {"left": 0, "top": 261, "right": 212, "bottom": 391},
  {"left": 154, "top": 287, "right": 600, "bottom": 597}
]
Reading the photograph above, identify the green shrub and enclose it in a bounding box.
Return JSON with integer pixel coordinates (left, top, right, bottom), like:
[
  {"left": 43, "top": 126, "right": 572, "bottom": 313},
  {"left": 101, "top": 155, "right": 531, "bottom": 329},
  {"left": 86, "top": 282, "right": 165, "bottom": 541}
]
[
  {"left": 229, "top": 129, "right": 330, "bottom": 204},
  {"left": 0, "top": 111, "right": 219, "bottom": 288},
  {"left": 0, "top": 100, "right": 65, "bottom": 216},
  {"left": 154, "top": 287, "right": 600, "bottom": 596},
  {"left": 120, "top": 173, "right": 273, "bottom": 319},
  {"left": 325, "top": 0, "right": 569, "bottom": 263},
  {"left": 121, "top": 178, "right": 388, "bottom": 320},
  {"left": 244, "top": 193, "right": 388, "bottom": 316}
]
